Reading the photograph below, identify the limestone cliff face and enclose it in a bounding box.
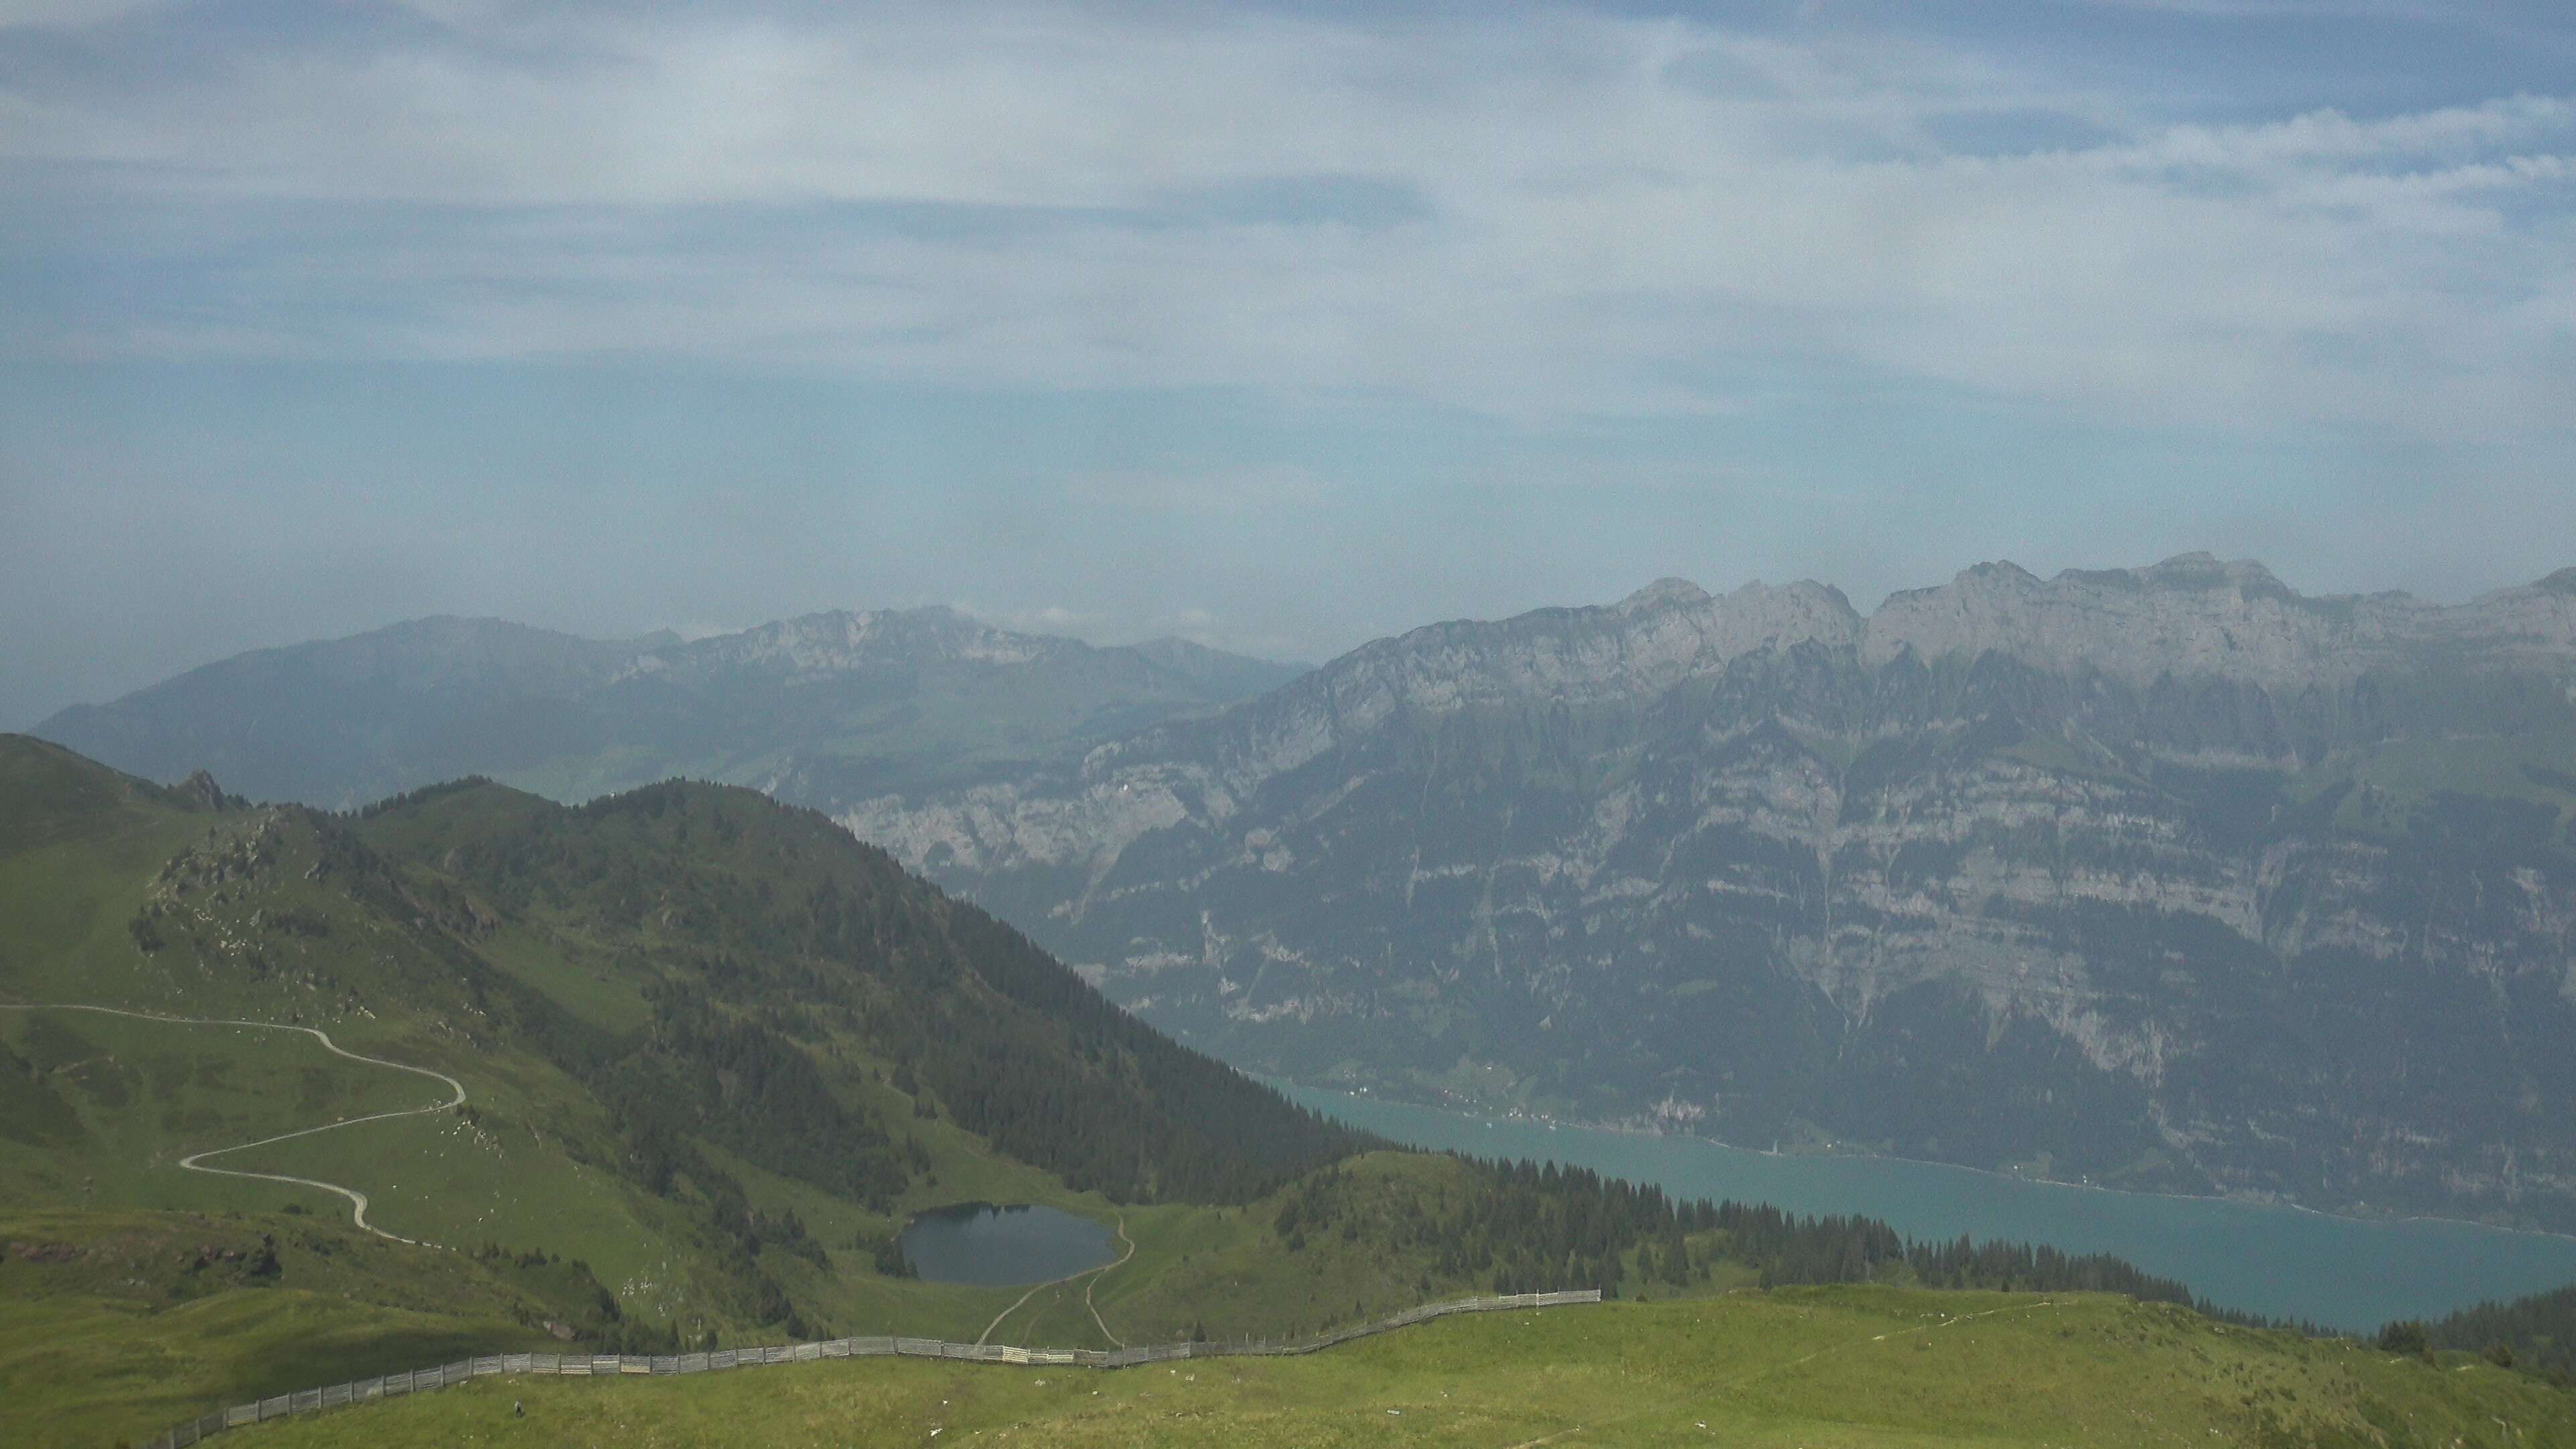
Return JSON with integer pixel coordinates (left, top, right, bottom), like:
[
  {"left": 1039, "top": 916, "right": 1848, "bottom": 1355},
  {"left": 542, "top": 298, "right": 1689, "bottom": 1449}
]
[
  {"left": 845, "top": 557, "right": 2576, "bottom": 1230},
  {"left": 615, "top": 606, "right": 1070, "bottom": 681},
  {"left": 1864, "top": 554, "right": 2576, "bottom": 689}
]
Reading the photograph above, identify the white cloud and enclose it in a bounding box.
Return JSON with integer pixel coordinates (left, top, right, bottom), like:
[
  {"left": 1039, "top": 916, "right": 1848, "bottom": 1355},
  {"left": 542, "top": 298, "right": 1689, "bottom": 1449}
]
[
  {"left": 0, "top": 0, "right": 168, "bottom": 31},
  {"left": 3, "top": 2, "right": 2571, "bottom": 437}
]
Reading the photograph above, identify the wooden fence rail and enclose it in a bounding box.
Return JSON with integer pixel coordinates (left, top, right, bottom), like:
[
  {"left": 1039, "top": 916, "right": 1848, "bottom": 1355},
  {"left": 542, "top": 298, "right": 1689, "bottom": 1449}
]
[{"left": 146, "top": 1289, "right": 1602, "bottom": 1447}]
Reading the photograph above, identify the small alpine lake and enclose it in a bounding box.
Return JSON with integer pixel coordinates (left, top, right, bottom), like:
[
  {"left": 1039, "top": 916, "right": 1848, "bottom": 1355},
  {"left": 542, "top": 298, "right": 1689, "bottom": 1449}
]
[
  {"left": 896, "top": 1203, "right": 1116, "bottom": 1287},
  {"left": 1278, "top": 1083, "right": 2576, "bottom": 1332}
]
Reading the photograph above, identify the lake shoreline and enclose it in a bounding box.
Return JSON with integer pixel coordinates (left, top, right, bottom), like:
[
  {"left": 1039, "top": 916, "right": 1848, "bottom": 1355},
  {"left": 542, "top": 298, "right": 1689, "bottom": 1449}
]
[
  {"left": 896, "top": 1201, "right": 1119, "bottom": 1289},
  {"left": 1279, "top": 1077, "right": 2576, "bottom": 1247},
  {"left": 1269, "top": 1077, "right": 2576, "bottom": 1331}
]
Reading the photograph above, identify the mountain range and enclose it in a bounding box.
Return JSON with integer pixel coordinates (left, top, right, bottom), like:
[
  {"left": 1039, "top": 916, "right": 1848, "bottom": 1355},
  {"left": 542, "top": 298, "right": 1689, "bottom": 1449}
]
[
  {"left": 850, "top": 555, "right": 2576, "bottom": 1228},
  {"left": 34, "top": 556, "right": 2576, "bottom": 1230},
  {"left": 34, "top": 610, "right": 1305, "bottom": 811}
]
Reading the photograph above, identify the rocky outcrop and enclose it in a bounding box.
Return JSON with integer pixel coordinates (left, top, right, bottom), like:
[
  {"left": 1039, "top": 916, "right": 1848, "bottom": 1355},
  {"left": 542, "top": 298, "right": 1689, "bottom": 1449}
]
[
  {"left": 613, "top": 606, "right": 1069, "bottom": 681},
  {"left": 1864, "top": 553, "right": 2576, "bottom": 688},
  {"left": 847, "top": 557, "right": 2576, "bottom": 1230},
  {"left": 176, "top": 769, "right": 231, "bottom": 813}
]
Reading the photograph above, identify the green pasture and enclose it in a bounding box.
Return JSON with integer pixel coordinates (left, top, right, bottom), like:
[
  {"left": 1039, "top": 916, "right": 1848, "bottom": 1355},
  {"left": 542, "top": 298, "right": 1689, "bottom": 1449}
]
[
  {"left": 0, "top": 1205, "right": 586, "bottom": 1448},
  {"left": 0, "top": 1010, "right": 435, "bottom": 1212},
  {"left": 217, "top": 1290, "right": 2576, "bottom": 1449}
]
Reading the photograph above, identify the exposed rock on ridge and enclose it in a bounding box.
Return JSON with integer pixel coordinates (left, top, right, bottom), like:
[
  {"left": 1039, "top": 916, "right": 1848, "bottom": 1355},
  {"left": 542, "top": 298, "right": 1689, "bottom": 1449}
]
[
  {"left": 1864, "top": 553, "right": 2576, "bottom": 687},
  {"left": 845, "top": 555, "right": 2576, "bottom": 1231},
  {"left": 616, "top": 606, "right": 1068, "bottom": 681}
]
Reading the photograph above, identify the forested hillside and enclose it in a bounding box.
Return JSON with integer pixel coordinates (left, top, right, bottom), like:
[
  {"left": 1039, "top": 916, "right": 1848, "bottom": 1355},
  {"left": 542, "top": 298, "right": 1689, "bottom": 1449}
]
[
  {"left": 0, "top": 734, "right": 1364, "bottom": 1347},
  {"left": 353, "top": 774, "right": 1360, "bottom": 1205},
  {"left": 2412, "top": 1283, "right": 2576, "bottom": 1385}
]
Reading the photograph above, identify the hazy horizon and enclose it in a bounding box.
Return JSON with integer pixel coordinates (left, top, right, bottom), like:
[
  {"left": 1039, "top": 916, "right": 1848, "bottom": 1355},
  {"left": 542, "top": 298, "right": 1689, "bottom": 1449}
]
[
  {"left": 26, "top": 545, "right": 2576, "bottom": 732},
  {"left": 8, "top": 0, "right": 2573, "bottom": 727}
]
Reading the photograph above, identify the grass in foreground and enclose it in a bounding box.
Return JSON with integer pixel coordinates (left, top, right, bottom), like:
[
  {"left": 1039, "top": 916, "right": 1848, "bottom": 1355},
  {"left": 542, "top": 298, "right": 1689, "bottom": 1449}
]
[
  {"left": 225, "top": 1289, "right": 2576, "bottom": 1449},
  {"left": 0, "top": 1205, "right": 575, "bottom": 1448}
]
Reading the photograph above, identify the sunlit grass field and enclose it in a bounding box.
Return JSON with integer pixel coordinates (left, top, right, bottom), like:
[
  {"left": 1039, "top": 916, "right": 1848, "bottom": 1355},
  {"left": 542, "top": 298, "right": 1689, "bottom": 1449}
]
[{"left": 227, "top": 1289, "right": 2576, "bottom": 1449}]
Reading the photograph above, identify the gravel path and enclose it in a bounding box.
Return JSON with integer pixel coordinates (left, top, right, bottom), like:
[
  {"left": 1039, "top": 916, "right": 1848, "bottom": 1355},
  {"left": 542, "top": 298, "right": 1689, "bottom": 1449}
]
[{"left": 0, "top": 1002, "right": 466, "bottom": 1246}]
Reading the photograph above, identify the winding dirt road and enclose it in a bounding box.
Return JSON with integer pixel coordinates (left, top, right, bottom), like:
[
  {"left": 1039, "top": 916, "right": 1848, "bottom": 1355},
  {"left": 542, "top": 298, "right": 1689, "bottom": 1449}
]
[
  {"left": 1083, "top": 1216, "right": 1135, "bottom": 1348},
  {"left": 0, "top": 1002, "right": 465, "bottom": 1247}
]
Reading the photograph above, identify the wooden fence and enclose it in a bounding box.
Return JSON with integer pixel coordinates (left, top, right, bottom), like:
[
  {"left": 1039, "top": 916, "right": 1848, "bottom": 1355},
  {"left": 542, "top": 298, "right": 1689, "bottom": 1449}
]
[{"left": 146, "top": 1289, "right": 1603, "bottom": 1447}]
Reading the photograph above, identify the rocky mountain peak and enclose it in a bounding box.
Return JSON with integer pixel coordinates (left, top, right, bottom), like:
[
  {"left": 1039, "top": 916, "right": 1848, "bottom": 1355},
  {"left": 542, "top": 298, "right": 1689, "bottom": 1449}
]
[
  {"left": 2127, "top": 552, "right": 2296, "bottom": 600},
  {"left": 1964, "top": 558, "right": 2043, "bottom": 587},
  {"left": 1864, "top": 553, "right": 2461, "bottom": 686},
  {"left": 1708, "top": 578, "right": 1865, "bottom": 655},
  {"left": 176, "top": 769, "right": 229, "bottom": 812},
  {"left": 624, "top": 605, "right": 1059, "bottom": 681},
  {"left": 1615, "top": 577, "right": 1715, "bottom": 613}
]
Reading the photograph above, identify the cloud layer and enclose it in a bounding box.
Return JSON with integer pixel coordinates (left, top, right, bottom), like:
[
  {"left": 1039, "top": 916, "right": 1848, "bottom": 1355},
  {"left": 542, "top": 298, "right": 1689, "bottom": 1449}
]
[{"left": 7, "top": 1, "right": 2571, "bottom": 433}]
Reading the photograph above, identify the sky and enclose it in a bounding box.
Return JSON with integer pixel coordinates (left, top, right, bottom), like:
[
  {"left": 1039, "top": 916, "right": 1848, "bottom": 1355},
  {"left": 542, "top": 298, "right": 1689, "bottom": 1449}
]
[{"left": 3, "top": 0, "right": 2573, "bottom": 727}]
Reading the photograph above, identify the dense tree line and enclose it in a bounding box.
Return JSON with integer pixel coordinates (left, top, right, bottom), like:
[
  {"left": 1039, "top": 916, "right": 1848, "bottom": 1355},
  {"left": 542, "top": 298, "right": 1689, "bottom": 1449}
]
[
  {"left": 2402, "top": 1282, "right": 2576, "bottom": 1385},
  {"left": 922, "top": 902, "right": 1368, "bottom": 1201},
  {"left": 630, "top": 979, "right": 910, "bottom": 1208},
  {"left": 366, "top": 778, "right": 1371, "bottom": 1210},
  {"left": 1715, "top": 1200, "right": 2205, "bottom": 1304},
  {"left": 1277, "top": 1155, "right": 2257, "bottom": 1318}
]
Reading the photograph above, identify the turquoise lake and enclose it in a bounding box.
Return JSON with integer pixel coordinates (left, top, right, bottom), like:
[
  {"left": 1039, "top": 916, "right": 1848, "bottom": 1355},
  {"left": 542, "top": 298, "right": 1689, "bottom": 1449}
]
[{"left": 1279, "top": 1084, "right": 2576, "bottom": 1332}]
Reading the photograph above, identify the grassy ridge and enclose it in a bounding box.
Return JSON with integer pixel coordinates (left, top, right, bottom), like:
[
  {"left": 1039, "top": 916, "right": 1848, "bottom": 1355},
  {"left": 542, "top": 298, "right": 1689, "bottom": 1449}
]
[
  {"left": 3, "top": 737, "right": 1621, "bottom": 1445},
  {"left": 6, "top": 737, "right": 2566, "bottom": 1444},
  {"left": 0, "top": 736, "right": 1373, "bottom": 1347},
  {"left": 224, "top": 1290, "right": 2576, "bottom": 1448}
]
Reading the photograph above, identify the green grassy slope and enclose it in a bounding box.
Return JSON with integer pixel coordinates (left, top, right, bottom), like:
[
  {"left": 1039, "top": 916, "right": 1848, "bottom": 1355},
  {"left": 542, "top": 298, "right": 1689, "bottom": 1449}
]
[
  {"left": 12, "top": 736, "right": 2562, "bottom": 1446},
  {"left": 0, "top": 737, "right": 1386, "bottom": 1362},
  {"left": 233, "top": 1290, "right": 2576, "bottom": 1448},
  {"left": 0, "top": 839, "right": 1721, "bottom": 1436},
  {"left": 0, "top": 1203, "right": 610, "bottom": 1448},
  {"left": 0, "top": 1009, "right": 437, "bottom": 1216},
  {"left": 2, "top": 739, "right": 1639, "bottom": 1442},
  {"left": 0, "top": 735, "right": 1366, "bottom": 1285}
]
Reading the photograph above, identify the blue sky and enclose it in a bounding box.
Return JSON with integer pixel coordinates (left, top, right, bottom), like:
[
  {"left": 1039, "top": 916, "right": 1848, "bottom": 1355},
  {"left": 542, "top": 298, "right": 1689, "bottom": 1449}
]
[{"left": 3, "top": 0, "right": 2573, "bottom": 726}]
